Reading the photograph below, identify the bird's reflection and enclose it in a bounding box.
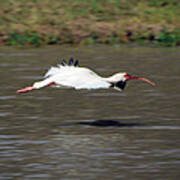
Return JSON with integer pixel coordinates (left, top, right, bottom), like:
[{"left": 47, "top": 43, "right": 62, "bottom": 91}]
[{"left": 77, "top": 120, "right": 142, "bottom": 127}]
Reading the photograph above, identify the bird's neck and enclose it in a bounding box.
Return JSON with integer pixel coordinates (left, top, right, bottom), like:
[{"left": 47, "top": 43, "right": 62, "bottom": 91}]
[{"left": 103, "top": 74, "right": 119, "bottom": 82}]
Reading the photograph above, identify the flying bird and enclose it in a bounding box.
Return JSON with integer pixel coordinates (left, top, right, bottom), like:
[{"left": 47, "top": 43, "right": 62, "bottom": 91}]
[{"left": 17, "top": 58, "right": 155, "bottom": 93}]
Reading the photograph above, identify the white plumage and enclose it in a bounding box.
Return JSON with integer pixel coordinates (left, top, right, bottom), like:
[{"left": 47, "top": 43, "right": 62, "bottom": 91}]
[
  {"left": 17, "top": 58, "right": 155, "bottom": 93},
  {"left": 40, "top": 64, "right": 110, "bottom": 90}
]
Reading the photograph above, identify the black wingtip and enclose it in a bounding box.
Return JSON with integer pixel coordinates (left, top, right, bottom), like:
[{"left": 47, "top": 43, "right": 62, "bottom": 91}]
[
  {"left": 61, "top": 58, "right": 79, "bottom": 67},
  {"left": 110, "top": 81, "right": 126, "bottom": 90},
  {"left": 74, "top": 60, "right": 79, "bottom": 67},
  {"left": 61, "top": 59, "right": 66, "bottom": 66},
  {"left": 69, "top": 57, "right": 74, "bottom": 65}
]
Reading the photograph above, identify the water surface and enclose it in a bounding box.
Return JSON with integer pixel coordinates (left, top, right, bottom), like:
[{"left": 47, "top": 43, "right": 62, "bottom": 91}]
[{"left": 0, "top": 45, "right": 180, "bottom": 179}]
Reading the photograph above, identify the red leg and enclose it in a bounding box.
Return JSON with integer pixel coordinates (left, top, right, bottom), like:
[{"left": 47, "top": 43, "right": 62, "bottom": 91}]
[{"left": 16, "top": 86, "right": 36, "bottom": 93}]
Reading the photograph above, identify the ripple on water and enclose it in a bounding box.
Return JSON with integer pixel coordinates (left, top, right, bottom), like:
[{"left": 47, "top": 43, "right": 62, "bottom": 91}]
[
  {"left": 0, "top": 95, "right": 16, "bottom": 100},
  {"left": 16, "top": 75, "right": 42, "bottom": 80},
  {"left": 0, "top": 46, "right": 180, "bottom": 180},
  {"left": 0, "top": 112, "right": 11, "bottom": 117},
  {"left": 86, "top": 92, "right": 126, "bottom": 97},
  {"left": 0, "top": 52, "right": 36, "bottom": 57}
]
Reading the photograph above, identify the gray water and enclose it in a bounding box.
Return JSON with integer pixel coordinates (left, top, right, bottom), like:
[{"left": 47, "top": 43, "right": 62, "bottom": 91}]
[{"left": 0, "top": 45, "right": 180, "bottom": 180}]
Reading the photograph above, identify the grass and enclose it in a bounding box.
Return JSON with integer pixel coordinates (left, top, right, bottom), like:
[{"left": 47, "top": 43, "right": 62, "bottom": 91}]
[{"left": 0, "top": 0, "right": 179, "bottom": 46}]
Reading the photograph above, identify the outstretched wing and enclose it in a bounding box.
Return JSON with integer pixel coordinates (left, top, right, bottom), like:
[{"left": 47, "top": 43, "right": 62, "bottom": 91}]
[
  {"left": 44, "top": 58, "right": 110, "bottom": 90},
  {"left": 44, "top": 58, "right": 79, "bottom": 78}
]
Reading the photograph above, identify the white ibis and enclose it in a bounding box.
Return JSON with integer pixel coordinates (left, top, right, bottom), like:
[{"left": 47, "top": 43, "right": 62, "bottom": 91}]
[{"left": 17, "top": 58, "right": 155, "bottom": 93}]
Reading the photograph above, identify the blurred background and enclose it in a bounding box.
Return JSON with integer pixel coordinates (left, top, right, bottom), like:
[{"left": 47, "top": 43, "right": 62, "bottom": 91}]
[
  {"left": 0, "top": 1, "right": 180, "bottom": 180},
  {"left": 0, "top": 0, "right": 179, "bottom": 47}
]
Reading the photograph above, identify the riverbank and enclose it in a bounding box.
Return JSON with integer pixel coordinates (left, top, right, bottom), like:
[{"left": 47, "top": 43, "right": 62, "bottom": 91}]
[{"left": 0, "top": 0, "right": 179, "bottom": 47}]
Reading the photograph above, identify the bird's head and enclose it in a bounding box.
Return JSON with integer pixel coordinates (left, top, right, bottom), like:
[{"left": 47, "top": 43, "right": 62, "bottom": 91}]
[{"left": 109, "top": 72, "right": 155, "bottom": 91}]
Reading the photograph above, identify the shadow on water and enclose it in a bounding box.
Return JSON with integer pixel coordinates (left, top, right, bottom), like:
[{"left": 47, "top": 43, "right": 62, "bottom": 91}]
[{"left": 62, "top": 120, "right": 143, "bottom": 127}]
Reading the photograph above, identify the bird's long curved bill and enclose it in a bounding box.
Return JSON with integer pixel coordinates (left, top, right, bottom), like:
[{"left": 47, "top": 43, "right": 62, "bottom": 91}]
[
  {"left": 17, "top": 86, "right": 35, "bottom": 93},
  {"left": 125, "top": 75, "right": 155, "bottom": 86},
  {"left": 137, "top": 77, "right": 155, "bottom": 86}
]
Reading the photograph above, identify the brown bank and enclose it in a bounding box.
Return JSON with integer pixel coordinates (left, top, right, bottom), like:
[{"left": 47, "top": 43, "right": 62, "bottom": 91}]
[{"left": 0, "top": 0, "right": 179, "bottom": 47}]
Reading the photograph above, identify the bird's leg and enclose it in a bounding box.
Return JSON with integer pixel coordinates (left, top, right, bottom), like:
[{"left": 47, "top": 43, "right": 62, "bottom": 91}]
[
  {"left": 17, "top": 79, "right": 56, "bottom": 93},
  {"left": 16, "top": 86, "right": 36, "bottom": 93}
]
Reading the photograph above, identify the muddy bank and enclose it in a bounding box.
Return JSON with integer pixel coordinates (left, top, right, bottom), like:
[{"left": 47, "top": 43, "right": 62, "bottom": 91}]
[{"left": 0, "top": 0, "right": 179, "bottom": 47}]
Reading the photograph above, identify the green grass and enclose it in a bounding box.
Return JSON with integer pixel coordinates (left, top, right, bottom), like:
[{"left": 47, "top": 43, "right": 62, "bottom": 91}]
[
  {"left": 0, "top": 0, "right": 179, "bottom": 46},
  {"left": 156, "top": 28, "right": 180, "bottom": 46},
  {"left": 7, "top": 31, "right": 42, "bottom": 46}
]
